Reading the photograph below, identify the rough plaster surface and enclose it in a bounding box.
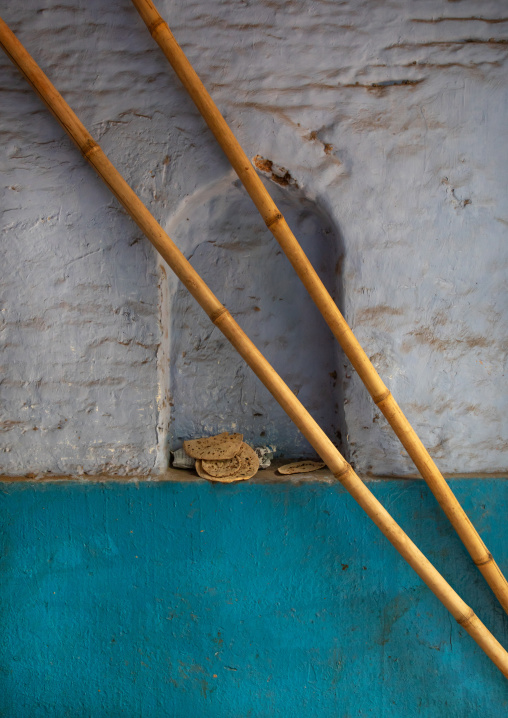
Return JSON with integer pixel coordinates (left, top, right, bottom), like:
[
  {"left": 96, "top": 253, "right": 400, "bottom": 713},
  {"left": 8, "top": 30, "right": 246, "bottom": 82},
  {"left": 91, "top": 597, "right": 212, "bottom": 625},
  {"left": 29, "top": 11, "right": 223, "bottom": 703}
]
[
  {"left": 165, "top": 174, "right": 344, "bottom": 455},
  {"left": 1, "top": 1, "right": 507, "bottom": 474},
  {"left": 1, "top": 479, "right": 507, "bottom": 716}
]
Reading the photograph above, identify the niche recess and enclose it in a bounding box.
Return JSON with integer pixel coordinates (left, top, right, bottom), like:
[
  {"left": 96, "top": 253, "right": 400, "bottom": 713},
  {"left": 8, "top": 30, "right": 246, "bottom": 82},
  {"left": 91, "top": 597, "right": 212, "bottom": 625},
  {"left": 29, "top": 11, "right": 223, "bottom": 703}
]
[{"left": 164, "top": 172, "right": 345, "bottom": 459}]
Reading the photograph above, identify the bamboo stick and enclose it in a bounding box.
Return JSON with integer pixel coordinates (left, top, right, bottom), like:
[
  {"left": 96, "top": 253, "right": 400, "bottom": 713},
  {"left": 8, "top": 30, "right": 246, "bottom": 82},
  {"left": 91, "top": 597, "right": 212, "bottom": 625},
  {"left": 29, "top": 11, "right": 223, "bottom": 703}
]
[
  {"left": 129, "top": 0, "right": 508, "bottom": 616},
  {"left": 1, "top": 16, "right": 507, "bottom": 679}
]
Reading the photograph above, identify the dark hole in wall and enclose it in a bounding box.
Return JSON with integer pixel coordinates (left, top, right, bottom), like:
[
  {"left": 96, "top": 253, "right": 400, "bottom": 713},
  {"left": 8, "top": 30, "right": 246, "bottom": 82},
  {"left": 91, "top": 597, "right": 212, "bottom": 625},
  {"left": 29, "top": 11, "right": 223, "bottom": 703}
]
[{"left": 167, "top": 175, "right": 345, "bottom": 459}]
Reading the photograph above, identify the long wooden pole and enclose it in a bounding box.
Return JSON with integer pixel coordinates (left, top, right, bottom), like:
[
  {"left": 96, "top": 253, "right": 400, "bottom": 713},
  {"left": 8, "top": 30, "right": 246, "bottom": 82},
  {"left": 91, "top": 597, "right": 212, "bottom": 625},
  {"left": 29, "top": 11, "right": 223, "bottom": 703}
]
[
  {"left": 1, "top": 16, "right": 507, "bottom": 678},
  {"left": 129, "top": 0, "right": 508, "bottom": 615}
]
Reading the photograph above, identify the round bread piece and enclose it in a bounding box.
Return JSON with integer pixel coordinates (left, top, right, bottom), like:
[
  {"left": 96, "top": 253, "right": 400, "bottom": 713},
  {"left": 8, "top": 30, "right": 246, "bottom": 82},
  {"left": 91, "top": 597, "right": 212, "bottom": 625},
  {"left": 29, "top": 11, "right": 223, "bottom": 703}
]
[
  {"left": 195, "top": 459, "right": 245, "bottom": 484},
  {"left": 195, "top": 443, "right": 259, "bottom": 483},
  {"left": 277, "top": 460, "right": 325, "bottom": 475},
  {"left": 183, "top": 431, "right": 243, "bottom": 460},
  {"left": 236, "top": 442, "right": 259, "bottom": 477},
  {"left": 202, "top": 454, "right": 241, "bottom": 478}
]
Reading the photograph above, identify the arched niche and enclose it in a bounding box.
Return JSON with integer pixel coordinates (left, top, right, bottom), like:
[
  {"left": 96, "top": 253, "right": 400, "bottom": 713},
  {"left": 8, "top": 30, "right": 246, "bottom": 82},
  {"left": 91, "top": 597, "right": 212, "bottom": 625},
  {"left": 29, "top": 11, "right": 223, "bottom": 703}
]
[{"left": 164, "top": 172, "right": 345, "bottom": 459}]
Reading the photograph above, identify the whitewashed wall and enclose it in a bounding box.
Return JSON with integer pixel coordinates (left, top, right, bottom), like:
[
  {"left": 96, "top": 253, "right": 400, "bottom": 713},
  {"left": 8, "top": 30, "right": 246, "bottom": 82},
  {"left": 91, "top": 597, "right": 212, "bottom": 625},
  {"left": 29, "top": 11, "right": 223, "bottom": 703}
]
[{"left": 1, "top": 0, "right": 507, "bottom": 476}]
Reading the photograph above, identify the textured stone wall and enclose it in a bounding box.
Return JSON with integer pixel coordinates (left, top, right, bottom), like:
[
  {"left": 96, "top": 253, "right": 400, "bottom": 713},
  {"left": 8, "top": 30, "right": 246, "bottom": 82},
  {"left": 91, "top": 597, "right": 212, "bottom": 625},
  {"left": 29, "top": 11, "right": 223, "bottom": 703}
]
[{"left": 1, "top": 0, "right": 507, "bottom": 475}]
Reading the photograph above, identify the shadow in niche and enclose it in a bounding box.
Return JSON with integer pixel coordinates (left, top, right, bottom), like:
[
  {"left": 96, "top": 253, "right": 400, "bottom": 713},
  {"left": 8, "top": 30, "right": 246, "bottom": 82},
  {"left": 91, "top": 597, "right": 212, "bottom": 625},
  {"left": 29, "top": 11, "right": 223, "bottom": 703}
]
[{"left": 166, "top": 174, "right": 345, "bottom": 459}]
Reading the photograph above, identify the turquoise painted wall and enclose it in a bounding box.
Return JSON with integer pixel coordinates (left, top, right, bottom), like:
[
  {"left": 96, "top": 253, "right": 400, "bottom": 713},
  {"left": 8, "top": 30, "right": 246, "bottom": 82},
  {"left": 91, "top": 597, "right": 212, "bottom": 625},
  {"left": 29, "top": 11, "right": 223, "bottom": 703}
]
[{"left": 1, "top": 479, "right": 507, "bottom": 716}]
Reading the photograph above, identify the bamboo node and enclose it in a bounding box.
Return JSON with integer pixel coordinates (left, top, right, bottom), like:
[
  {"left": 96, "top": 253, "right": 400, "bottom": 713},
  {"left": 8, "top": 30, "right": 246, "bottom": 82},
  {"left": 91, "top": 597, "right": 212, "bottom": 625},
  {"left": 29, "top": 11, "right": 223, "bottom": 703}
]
[
  {"left": 210, "top": 306, "right": 230, "bottom": 325},
  {"left": 474, "top": 552, "right": 494, "bottom": 567},
  {"left": 456, "top": 608, "right": 475, "bottom": 628},
  {"left": 373, "top": 389, "right": 391, "bottom": 405},
  {"left": 148, "top": 17, "right": 168, "bottom": 37},
  {"left": 333, "top": 464, "right": 352, "bottom": 482},
  {"left": 265, "top": 213, "right": 283, "bottom": 229},
  {"left": 81, "top": 139, "right": 100, "bottom": 159}
]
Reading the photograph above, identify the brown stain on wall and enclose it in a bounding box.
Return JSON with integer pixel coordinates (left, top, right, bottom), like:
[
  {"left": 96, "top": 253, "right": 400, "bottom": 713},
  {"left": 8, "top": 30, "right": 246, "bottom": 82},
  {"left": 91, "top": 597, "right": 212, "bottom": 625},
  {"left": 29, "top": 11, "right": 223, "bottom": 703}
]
[
  {"left": 386, "top": 39, "right": 508, "bottom": 50},
  {"left": 356, "top": 305, "right": 404, "bottom": 322},
  {"left": 252, "top": 155, "right": 299, "bottom": 188},
  {"left": 403, "top": 61, "right": 503, "bottom": 69},
  {"left": 343, "top": 79, "right": 425, "bottom": 95},
  {"left": 411, "top": 17, "right": 508, "bottom": 25},
  {"left": 405, "top": 327, "right": 489, "bottom": 352},
  {"left": 0, "top": 420, "right": 24, "bottom": 432}
]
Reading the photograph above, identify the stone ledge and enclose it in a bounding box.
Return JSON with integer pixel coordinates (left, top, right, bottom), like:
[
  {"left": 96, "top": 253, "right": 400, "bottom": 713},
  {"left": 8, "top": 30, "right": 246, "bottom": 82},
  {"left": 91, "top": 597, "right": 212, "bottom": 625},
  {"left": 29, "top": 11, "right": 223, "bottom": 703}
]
[{"left": 1, "top": 468, "right": 506, "bottom": 484}]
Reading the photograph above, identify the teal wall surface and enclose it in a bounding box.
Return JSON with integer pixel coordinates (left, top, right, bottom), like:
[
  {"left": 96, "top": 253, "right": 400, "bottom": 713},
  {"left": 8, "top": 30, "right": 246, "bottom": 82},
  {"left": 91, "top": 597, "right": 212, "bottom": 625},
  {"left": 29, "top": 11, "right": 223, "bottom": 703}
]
[{"left": 1, "top": 478, "right": 507, "bottom": 716}]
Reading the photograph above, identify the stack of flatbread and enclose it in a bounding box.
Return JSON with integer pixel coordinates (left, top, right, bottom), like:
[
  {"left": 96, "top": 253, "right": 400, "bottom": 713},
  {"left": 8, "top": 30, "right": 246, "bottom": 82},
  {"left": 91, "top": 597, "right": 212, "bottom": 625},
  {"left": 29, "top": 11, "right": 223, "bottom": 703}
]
[{"left": 183, "top": 432, "right": 259, "bottom": 483}]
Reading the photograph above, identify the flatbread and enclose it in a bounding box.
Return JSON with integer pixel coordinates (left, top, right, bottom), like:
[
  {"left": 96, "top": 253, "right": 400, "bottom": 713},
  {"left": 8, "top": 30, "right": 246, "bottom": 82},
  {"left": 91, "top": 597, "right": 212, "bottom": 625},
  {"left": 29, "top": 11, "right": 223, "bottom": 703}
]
[
  {"left": 202, "top": 454, "right": 241, "bottom": 478},
  {"left": 195, "top": 443, "right": 259, "bottom": 483},
  {"left": 236, "top": 442, "right": 259, "bottom": 477},
  {"left": 195, "top": 459, "right": 244, "bottom": 483},
  {"left": 277, "top": 460, "right": 325, "bottom": 475},
  {"left": 183, "top": 432, "right": 243, "bottom": 460}
]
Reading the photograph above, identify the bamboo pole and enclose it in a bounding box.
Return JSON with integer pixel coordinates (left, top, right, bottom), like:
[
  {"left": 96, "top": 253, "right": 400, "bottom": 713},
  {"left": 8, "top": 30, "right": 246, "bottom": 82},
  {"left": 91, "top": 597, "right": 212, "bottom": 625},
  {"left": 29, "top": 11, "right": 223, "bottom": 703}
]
[
  {"left": 1, "top": 16, "right": 507, "bottom": 679},
  {"left": 129, "top": 0, "right": 508, "bottom": 615}
]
